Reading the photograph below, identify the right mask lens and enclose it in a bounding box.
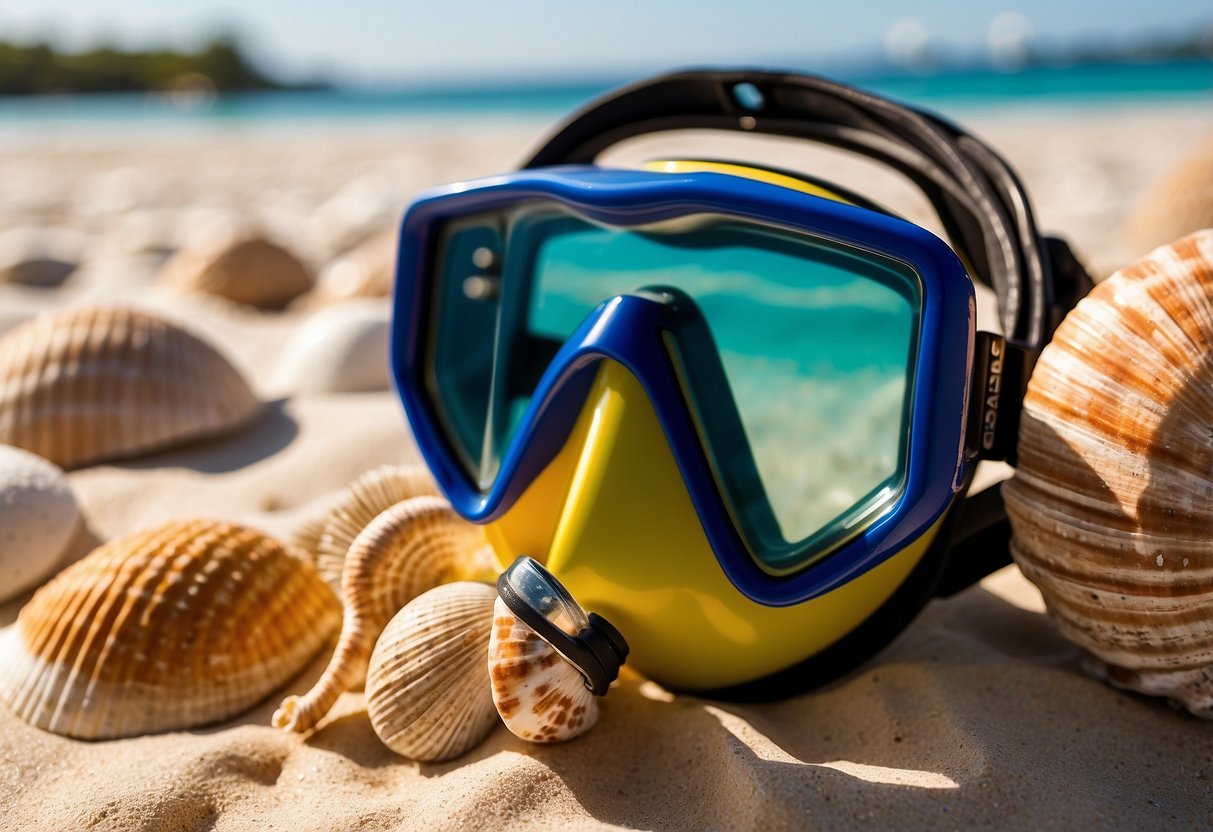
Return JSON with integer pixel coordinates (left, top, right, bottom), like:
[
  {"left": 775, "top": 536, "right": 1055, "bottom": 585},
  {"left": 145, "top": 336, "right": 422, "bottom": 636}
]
[{"left": 426, "top": 201, "right": 922, "bottom": 572}]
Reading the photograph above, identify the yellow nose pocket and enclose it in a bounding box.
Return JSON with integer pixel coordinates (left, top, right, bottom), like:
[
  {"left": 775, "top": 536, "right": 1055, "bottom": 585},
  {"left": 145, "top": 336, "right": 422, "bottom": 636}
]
[{"left": 487, "top": 361, "right": 939, "bottom": 691}]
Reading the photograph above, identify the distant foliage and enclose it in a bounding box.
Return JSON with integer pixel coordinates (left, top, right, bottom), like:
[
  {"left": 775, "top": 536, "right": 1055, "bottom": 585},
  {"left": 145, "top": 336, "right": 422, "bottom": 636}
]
[{"left": 0, "top": 37, "right": 297, "bottom": 95}]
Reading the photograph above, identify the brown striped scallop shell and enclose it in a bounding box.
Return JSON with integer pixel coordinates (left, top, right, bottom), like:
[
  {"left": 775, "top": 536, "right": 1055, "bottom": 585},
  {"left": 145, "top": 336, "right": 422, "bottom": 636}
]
[
  {"left": 1004, "top": 230, "right": 1213, "bottom": 716},
  {"left": 0, "top": 307, "right": 261, "bottom": 469},
  {"left": 273, "top": 496, "right": 499, "bottom": 733},
  {"left": 162, "top": 232, "right": 313, "bottom": 311},
  {"left": 0, "top": 519, "right": 341, "bottom": 739}
]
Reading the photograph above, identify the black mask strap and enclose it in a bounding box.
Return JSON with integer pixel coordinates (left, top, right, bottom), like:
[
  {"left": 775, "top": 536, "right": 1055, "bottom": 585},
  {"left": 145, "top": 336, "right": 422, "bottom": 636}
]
[{"left": 524, "top": 69, "right": 1093, "bottom": 351}]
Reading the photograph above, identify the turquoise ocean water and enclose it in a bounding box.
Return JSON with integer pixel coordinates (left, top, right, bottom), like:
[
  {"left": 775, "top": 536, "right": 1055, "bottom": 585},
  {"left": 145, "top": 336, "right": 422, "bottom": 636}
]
[{"left": 0, "top": 59, "right": 1209, "bottom": 136}]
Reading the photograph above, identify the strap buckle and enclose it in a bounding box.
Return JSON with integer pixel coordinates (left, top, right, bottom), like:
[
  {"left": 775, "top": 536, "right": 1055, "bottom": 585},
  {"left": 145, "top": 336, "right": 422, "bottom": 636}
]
[{"left": 967, "top": 332, "right": 1037, "bottom": 466}]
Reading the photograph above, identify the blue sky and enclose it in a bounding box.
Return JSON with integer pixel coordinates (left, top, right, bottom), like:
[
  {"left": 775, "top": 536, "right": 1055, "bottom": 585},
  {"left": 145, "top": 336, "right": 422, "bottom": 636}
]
[{"left": 2, "top": 1, "right": 1210, "bottom": 84}]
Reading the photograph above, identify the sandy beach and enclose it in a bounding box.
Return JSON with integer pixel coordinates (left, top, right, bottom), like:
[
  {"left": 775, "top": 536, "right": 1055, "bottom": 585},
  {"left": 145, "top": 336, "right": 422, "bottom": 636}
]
[{"left": 2, "top": 101, "right": 1212, "bottom": 830}]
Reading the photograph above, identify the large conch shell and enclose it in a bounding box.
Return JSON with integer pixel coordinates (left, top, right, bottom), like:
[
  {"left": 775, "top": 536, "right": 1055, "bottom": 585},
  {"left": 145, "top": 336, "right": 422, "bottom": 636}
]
[
  {"left": 365, "top": 581, "right": 499, "bottom": 762},
  {"left": 0, "top": 519, "right": 341, "bottom": 739},
  {"left": 0, "top": 307, "right": 261, "bottom": 468},
  {"left": 1005, "top": 230, "right": 1213, "bottom": 716},
  {"left": 291, "top": 464, "right": 441, "bottom": 596},
  {"left": 273, "top": 496, "right": 499, "bottom": 733}
]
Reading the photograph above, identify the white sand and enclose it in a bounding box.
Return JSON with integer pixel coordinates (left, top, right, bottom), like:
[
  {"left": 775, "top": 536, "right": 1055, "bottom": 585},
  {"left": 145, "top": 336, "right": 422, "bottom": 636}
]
[{"left": 2, "top": 102, "right": 1213, "bottom": 830}]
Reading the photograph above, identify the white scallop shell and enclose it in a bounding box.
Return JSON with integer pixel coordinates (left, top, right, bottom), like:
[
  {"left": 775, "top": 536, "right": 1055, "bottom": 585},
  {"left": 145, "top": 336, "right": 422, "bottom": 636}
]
[
  {"left": 1005, "top": 230, "right": 1213, "bottom": 716},
  {"left": 366, "top": 581, "right": 499, "bottom": 762},
  {"left": 0, "top": 445, "right": 81, "bottom": 602},
  {"left": 487, "top": 597, "right": 598, "bottom": 744},
  {"left": 270, "top": 299, "right": 391, "bottom": 395},
  {"left": 0, "top": 307, "right": 262, "bottom": 469},
  {"left": 273, "top": 496, "right": 499, "bottom": 733}
]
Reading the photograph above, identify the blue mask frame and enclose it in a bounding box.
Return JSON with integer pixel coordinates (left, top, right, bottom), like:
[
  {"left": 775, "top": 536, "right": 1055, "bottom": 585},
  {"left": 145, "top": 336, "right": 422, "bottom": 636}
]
[{"left": 391, "top": 165, "right": 977, "bottom": 607}]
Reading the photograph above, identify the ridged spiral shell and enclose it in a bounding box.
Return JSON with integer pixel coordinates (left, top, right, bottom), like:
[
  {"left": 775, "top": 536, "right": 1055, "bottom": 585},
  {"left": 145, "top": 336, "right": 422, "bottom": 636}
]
[
  {"left": 273, "top": 496, "right": 499, "bottom": 733},
  {"left": 0, "top": 307, "right": 261, "bottom": 469},
  {"left": 366, "top": 581, "right": 499, "bottom": 762},
  {"left": 488, "top": 597, "right": 598, "bottom": 744},
  {"left": 293, "top": 465, "right": 441, "bottom": 596},
  {"left": 1005, "top": 230, "right": 1213, "bottom": 716},
  {"left": 0, "top": 519, "right": 341, "bottom": 739}
]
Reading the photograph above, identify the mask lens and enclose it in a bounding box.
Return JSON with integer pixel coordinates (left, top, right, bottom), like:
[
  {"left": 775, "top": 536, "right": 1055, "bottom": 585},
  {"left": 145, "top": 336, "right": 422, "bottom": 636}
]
[
  {"left": 426, "top": 201, "right": 921, "bottom": 572},
  {"left": 502, "top": 556, "right": 590, "bottom": 637}
]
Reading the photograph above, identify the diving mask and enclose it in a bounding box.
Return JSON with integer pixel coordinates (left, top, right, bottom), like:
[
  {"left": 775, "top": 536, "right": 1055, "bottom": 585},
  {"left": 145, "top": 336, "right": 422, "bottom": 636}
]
[{"left": 390, "top": 70, "right": 1092, "bottom": 697}]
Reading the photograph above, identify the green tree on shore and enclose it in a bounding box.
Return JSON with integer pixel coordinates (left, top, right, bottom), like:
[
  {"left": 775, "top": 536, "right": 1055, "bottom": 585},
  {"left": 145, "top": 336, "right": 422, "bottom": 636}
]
[{"left": 0, "top": 37, "right": 308, "bottom": 95}]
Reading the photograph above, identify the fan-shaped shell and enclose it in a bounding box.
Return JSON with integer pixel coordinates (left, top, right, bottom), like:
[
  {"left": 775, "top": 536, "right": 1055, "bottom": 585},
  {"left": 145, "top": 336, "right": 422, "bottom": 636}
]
[
  {"left": 295, "top": 465, "right": 442, "bottom": 596},
  {"left": 1005, "top": 230, "right": 1213, "bottom": 716},
  {"left": 270, "top": 299, "right": 390, "bottom": 395},
  {"left": 162, "top": 231, "right": 312, "bottom": 310},
  {"left": 273, "top": 496, "right": 499, "bottom": 733},
  {"left": 1127, "top": 135, "right": 1213, "bottom": 255},
  {"left": 0, "top": 307, "right": 262, "bottom": 469},
  {"left": 366, "top": 581, "right": 499, "bottom": 762},
  {"left": 488, "top": 597, "right": 598, "bottom": 743},
  {"left": 0, "top": 519, "right": 341, "bottom": 739},
  {"left": 0, "top": 445, "right": 81, "bottom": 602}
]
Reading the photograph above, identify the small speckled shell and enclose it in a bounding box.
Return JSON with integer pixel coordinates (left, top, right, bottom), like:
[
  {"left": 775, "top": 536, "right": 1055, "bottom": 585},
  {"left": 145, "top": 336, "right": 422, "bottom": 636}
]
[
  {"left": 0, "top": 519, "right": 341, "bottom": 739},
  {"left": 163, "top": 232, "right": 312, "bottom": 310},
  {"left": 1005, "top": 231, "right": 1213, "bottom": 716},
  {"left": 366, "top": 581, "right": 499, "bottom": 762},
  {"left": 295, "top": 465, "right": 441, "bottom": 596},
  {"left": 488, "top": 597, "right": 597, "bottom": 744},
  {"left": 273, "top": 496, "right": 499, "bottom": 733},
  {"left": 0, "top": 445, "right": 81, "bottom": 602},
  {"left": 0, "top": 307, "right": 261, "bottom": 469}
]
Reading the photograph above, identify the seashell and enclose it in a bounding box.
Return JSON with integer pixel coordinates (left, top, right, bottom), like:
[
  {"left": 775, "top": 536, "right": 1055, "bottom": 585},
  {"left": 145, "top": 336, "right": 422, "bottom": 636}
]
[
  {"left": 0, "top": 226, "right": 79, "bottom": 288},
  {"left": 0, "top": 307, "right": 262, "bottom": 469},
  {"left": 273, "top": 496, "right": 499, "bottom": 733},
  {"left": 1005, "top": 230, "right": 1213, "bottom": 717},
  {"left": 488, "top": 595, "right": 599, "bottom": 743},
  {"left": 1127, "top": 135, "right": 1213, "bottom": 255},
  {"left": 270, "top": 299, "right": 391, "bottom": 395},
  {"left": 161, "top": 230, "right": 312, "bottom": 310},
  {"left": 366, "top": 581, "right": 499, "bottom": 762},
  {"left": 0, "top": 445, "right": 81, "bottom": 602},
  {"left": 0, "top": 519, "right": 341, "bottom": 739},
  {"left": 305, "top": 228, "right": 396, "bottom": 308},
  {"left": 295, "top": 464, "right": 442, "bottom": 596}
]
